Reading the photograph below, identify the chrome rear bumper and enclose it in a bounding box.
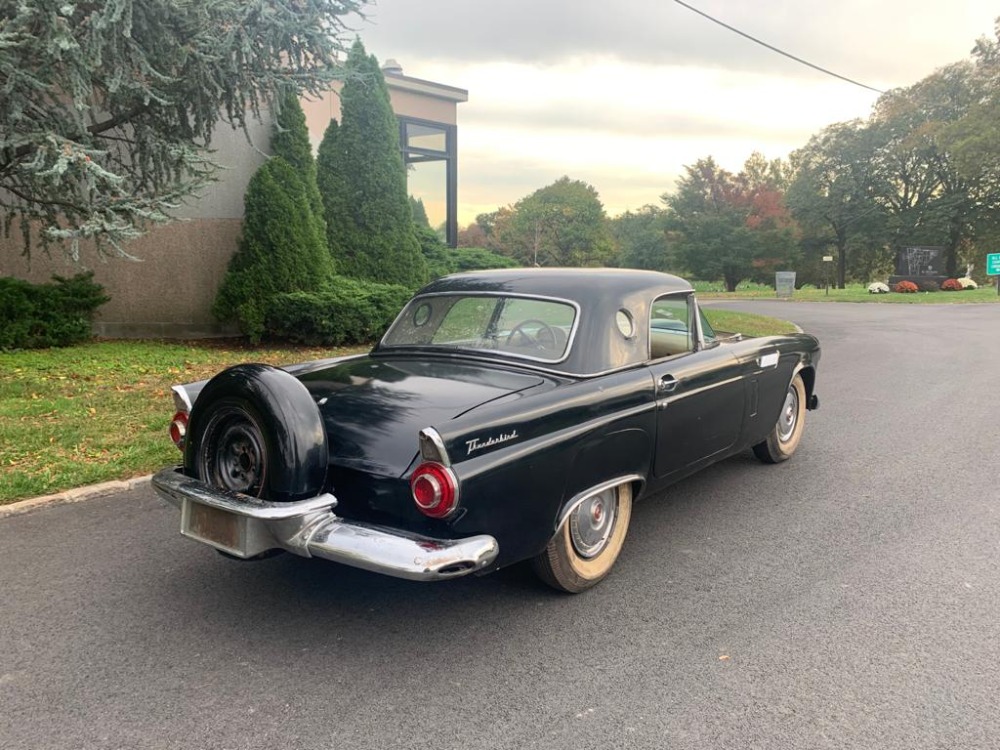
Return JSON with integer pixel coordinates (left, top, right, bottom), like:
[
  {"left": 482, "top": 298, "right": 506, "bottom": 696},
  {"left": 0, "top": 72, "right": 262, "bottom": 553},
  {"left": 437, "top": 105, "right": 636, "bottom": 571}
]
[{"left": 151, "top": 468, "right": 499, "bottom": 581}]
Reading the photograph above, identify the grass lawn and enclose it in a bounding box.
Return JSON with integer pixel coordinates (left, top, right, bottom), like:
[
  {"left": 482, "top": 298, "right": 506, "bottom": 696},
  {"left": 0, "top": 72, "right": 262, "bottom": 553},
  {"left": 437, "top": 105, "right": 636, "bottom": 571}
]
[
  {"left": 698, "top": 281, "right": 1000, "bottom": 303},
  {"left": 0, "top": 307, "right": 795, "bottom": 505},
  {"left": 0, "top": 340, "right": 366, "bottom": 504}
]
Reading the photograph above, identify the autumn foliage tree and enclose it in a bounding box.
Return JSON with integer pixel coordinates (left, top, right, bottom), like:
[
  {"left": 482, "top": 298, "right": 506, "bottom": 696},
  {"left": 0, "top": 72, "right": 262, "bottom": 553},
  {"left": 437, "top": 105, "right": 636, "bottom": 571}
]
[{"left": 664, "top": 155, "right": 799, "bottom": 291}]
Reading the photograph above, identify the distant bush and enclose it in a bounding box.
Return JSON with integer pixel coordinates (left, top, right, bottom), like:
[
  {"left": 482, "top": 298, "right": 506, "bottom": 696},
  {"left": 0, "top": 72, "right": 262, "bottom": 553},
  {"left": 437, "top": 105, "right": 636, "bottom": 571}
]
[
  {"left": 867, "top": 282, "right": 890, "bottom": 294},
  {"left": 416, "top": 224, "right": 454, "bottom": 281},
  {"left": 0, "top": 272, "right": 109, "bottom": 349},
  {"left": 893, "top": 280, "right": 919, "bottom": 293},
  {"left": 448, "top": 246, "right": 520, "bottom": 272},
  {"left": 419, "top": 235, "right": 520, "bottom": 281},
  {"left": 957, "top": 277, "right": 978, "bottom": 290},
  {"left": 940, "top": 278, "right": 963, "bottom": 291},
  {"left": 266, "top": 276, "right": 411, "bottom": 346}
]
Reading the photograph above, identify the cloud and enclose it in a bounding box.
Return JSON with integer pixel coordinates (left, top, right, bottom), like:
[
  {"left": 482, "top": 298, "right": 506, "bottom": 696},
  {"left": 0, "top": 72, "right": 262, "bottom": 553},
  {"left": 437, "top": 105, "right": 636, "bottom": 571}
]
[
  {"left": 357, "top": 1, "right": 999, "bottom": 225},
  {"left": 362, "top": 0, "right": 997, "bottom": 88}
]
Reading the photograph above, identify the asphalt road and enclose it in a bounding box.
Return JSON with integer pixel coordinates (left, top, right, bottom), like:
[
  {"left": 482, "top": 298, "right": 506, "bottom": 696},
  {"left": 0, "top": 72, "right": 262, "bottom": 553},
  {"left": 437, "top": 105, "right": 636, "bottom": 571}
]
[{"left": 3, "top": 301, "right": 1000, "bottom": 750}]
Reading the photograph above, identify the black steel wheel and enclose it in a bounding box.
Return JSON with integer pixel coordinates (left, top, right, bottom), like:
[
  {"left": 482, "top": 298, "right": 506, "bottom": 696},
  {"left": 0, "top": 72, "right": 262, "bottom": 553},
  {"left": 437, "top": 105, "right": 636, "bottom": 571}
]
[
  {"left": 195, "top": 398, "right": 270, "bottom": 497},
  {"left": 183, "top": 363, "right": 328, "bottom": 502}
]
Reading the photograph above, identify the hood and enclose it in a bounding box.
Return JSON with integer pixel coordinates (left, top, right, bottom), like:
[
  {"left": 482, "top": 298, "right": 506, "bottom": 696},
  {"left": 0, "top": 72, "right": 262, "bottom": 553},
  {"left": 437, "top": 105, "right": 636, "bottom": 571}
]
[{"left": 295, "top": 356, "right": 546, "bottom": 477}]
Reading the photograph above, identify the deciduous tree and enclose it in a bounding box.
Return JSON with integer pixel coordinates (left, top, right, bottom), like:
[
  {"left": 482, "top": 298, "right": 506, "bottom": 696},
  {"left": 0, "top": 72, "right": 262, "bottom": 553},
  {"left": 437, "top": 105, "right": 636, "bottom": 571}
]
[
  {"left": 663, "top": 156, "right": 799, "bottom": 291},
  {"left": 491, "top": 177, "right": 613, "bottom": 267}
]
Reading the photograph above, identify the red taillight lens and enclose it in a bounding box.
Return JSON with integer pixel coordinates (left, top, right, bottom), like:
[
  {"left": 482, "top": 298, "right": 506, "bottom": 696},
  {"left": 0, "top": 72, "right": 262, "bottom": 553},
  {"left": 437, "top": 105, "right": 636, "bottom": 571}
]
[
  {"left": 410, "top": 462, "right": 459, "bottom": 519},
  {"left": 169, "top": 410, "right": 189, "bottom": 450}
]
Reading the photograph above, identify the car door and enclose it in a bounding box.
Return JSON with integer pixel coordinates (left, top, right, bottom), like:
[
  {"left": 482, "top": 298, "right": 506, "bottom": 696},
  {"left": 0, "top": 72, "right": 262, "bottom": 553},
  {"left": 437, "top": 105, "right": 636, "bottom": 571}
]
[{"left": 647, "top": 294, "right": 746, "bottom": 479}]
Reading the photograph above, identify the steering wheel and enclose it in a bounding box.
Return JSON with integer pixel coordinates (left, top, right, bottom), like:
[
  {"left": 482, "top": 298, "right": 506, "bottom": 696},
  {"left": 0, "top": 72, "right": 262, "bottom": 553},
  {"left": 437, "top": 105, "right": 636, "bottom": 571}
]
[{"left": 506, "top": 319, "right": 559, "bottom": 350}]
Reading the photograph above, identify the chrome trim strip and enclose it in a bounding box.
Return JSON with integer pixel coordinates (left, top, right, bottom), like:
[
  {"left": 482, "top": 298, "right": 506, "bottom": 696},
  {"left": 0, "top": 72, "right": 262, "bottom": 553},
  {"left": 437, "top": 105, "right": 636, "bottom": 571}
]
[
  {"left": 418, "top": 427, "right": 451, "bottom": 466},
  {"left": 151, "top": 468, "right": 498, "bottom": 581},
  {"left": 556, "top": 474, "right": 645, "bottom": 532},
  {"left": 660, "top": 375, "right": 743, "bottom": 403},
  {"left": 171, "top": 385, "right": 193, "bottom": 413}
]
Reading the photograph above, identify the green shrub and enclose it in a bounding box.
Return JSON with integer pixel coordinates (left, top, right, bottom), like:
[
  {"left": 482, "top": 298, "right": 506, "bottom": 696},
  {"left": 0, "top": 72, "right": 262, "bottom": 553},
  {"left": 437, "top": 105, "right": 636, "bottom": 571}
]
[
  {"left": 319, "top": 40, "right": 427, "bottom": 287},
  {"left": 447, "top": 246, "right": 520, "bottom": 272},
  {"left": 266, "top": 276, "right": 411, "bottom": 346},
  {"left": 416, "top": 224, "right": 455, "bottom": 280},
  {"left": 0, "top": 272, "right": 109, "bottom": 349},
  {"left": 271, "top": 89, "right": 326, "bottom": 233},
  {"left": 214, "top": 157, "right": 333, "bottom": 341}
]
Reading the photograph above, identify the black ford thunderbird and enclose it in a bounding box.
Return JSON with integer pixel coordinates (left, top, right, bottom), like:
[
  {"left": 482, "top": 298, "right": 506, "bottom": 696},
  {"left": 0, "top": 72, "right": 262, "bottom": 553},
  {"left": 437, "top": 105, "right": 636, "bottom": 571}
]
[{"left": 152, "top": 269, "right": 820, "bottom": 592}]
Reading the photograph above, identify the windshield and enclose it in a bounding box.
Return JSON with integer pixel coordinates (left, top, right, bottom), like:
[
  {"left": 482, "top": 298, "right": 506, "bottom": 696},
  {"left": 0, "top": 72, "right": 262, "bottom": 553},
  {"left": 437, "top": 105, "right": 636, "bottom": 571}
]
[{"left": 381, "top": 294, "right": 577, "bottom": 363}]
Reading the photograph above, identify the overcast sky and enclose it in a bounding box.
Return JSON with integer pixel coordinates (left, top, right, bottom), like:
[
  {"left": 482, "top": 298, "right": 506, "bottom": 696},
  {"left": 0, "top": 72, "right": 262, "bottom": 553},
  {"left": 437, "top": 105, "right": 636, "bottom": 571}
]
[{"left": 356, "top": 1, "right": 998, "bottom": 225}]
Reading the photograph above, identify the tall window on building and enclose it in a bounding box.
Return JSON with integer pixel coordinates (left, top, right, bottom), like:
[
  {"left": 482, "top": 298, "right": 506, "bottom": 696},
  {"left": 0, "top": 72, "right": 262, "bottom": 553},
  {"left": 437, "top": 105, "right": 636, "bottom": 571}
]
[{"left": 400, "top": 117, "right": 458, "bottom": 247}]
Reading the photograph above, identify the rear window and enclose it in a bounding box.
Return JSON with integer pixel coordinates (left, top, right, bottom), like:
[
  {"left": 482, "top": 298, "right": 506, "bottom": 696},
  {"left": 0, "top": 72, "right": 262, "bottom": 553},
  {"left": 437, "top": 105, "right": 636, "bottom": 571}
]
[{"left": 381, "top": 294, "right": 577, "bottom": 363}]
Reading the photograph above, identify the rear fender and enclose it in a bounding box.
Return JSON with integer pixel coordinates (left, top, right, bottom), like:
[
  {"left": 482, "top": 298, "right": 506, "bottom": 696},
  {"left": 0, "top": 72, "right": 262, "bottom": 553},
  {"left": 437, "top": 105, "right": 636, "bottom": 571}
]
[{"left": 555, "top": 427, "right": 651, "bottom": 534}]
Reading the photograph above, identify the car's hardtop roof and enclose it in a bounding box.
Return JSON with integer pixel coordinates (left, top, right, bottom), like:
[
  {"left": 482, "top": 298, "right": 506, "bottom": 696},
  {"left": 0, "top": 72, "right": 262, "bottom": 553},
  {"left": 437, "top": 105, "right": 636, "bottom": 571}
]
[
  {"left": 386, "top": 268, "right": 696, "bottom": 377},
  {"left": 417, "top": 267, "right": 693, "bottom": 303}
]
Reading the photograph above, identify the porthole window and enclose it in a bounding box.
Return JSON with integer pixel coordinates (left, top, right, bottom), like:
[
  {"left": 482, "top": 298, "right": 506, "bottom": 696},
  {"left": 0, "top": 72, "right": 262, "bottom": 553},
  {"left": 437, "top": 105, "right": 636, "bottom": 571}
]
[
  {"left": 615, "top": 309, "right": 635, "bottom": 338},
  {"left": 412, "top": 303, "right": 431, "bottom": 327}
]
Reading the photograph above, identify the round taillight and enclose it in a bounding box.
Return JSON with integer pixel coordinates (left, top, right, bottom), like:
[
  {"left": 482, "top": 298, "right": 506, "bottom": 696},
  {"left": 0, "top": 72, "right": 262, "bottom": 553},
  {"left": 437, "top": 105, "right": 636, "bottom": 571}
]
[
  {"left": 169, "top": 411, "right": 189, "bottom": 450},
  {"left": 410, "top": 462, "right": 458, "bottom": 519}
]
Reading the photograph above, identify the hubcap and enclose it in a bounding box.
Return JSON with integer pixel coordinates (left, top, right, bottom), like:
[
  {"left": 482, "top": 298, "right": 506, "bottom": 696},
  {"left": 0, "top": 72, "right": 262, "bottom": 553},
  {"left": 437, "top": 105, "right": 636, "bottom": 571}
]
[
  {"left": 198, "top": 405, "right": 267, "bottom": 495},
  {"left": 569, "top": 488, "right": 618, "bottom": 558},
  {"left": 777, "top": 386, "right": 799, "bottom": 443}
]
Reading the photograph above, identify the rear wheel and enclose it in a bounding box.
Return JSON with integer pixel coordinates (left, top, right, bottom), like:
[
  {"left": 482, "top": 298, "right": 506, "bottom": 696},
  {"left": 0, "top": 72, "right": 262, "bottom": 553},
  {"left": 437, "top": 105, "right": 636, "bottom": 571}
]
[
  {"left": 532, "top": 483, "right": 632, "bottom": 593},
  {"left": 752, "top": 373, "right": 807, "bottom": 463}
]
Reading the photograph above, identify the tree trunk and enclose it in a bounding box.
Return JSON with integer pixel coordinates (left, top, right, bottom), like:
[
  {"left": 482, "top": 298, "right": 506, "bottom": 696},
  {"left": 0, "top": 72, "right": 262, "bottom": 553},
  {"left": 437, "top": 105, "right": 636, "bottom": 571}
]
[{"left": 836, "top": 228, "right": 848, "bottom": 289}]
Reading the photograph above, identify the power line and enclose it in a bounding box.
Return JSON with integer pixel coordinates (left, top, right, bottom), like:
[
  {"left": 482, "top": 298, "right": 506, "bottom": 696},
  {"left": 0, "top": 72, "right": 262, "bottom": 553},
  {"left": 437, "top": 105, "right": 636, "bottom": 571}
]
[{"left": 673, "top": 0, "right": 885, "bottom": 94}]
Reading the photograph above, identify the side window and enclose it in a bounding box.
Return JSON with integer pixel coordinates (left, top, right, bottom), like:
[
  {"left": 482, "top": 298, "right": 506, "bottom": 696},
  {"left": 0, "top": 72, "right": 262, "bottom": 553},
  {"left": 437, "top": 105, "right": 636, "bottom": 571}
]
[{"left": 649, "top": 295, "right": 694, "bottom": 359}]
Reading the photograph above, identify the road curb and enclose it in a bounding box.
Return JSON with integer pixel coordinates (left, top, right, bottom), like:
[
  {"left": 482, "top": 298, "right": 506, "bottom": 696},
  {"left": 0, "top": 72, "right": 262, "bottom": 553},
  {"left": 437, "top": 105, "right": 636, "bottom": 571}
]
[{"left": 0, "top": 475, "right": 152, "bottom": 519}]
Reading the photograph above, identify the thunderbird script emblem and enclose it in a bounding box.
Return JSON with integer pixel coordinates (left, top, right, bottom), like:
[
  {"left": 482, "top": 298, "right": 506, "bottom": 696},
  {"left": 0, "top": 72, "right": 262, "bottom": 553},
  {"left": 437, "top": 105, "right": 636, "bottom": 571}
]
[{"left": 466, "top": 429, "right": 519, "bottom": 455}]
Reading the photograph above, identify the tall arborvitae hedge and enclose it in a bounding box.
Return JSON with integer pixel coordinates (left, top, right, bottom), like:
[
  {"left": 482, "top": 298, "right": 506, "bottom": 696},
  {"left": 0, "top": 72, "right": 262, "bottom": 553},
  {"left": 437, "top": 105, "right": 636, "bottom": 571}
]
[
  {"left": 316, "top": 119, "right": 352, "bottom": 265},
  {"left": 271, "top": 89, "right": 325, "bottom": 226},
  {"left": 324, "top": 39, "right": 427, "bottom": 287},
  {"left": 214, "top": 157, "right": 333, "bottom": 341}
]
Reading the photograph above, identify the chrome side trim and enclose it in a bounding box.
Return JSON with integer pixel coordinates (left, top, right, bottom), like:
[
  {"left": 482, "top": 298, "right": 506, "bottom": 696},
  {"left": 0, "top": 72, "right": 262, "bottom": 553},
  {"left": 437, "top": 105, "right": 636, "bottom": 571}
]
[
  {"left": 151, "top": 468, "right": 498, "bottom": 581},
  {"left": 418, "top": 427, "right": 451, "bottom": 466},
  {"left": 171, "top": 385, "right": 194, "bottom": 413},
  {"left": 556, "top": 474, "right": 645, "bottom": 532}
]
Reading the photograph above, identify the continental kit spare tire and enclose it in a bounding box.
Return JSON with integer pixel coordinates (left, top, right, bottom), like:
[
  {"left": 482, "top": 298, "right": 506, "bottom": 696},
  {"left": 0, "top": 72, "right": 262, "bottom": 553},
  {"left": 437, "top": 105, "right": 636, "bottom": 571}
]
[{"left": 183, "top": 364, "right": 328, "bottom": 502}]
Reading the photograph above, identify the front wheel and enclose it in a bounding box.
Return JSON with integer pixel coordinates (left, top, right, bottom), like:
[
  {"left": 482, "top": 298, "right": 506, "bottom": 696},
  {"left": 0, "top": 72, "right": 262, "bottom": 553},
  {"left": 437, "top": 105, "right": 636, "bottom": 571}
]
[
  {"left": 532, "top": 483, "right": 632, "bottom": 593},
  {"left": 752, "top": 373, "right": 807, "bottom": 464}
]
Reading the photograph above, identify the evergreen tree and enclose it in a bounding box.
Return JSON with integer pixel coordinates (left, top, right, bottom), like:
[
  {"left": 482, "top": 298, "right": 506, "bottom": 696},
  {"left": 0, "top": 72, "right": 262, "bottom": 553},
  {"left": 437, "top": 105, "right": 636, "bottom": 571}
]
[
  {"left": 410, "top": 197, "right": 431, "bottom": 228},
  {"left": 214, "top": 158, "right": 334, "bottom": 341},
  {"left": 272, "top": 89, "right": 325, "bottom": 226},
  {"left": 316, "top": 119, "right": 352, "bottom": 264},
  {"left": 0, "top": 0, "right": 367, "bottom": 258},
  {"left": 326, "top": 40, "right": 427, "bottom": 287}
]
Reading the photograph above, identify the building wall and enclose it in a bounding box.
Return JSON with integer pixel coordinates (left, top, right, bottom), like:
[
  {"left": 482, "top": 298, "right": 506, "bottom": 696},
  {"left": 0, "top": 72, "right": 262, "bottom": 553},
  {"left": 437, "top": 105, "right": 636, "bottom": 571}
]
[{"left": 1, "top": 74, "right": 464, "bottom": 339}]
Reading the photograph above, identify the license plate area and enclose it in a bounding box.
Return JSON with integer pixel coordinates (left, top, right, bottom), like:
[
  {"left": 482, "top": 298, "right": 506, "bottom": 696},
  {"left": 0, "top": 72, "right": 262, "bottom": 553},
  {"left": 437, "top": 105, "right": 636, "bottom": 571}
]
[{"left": 180, "top": 500, "right": 273, "bottom": 558}]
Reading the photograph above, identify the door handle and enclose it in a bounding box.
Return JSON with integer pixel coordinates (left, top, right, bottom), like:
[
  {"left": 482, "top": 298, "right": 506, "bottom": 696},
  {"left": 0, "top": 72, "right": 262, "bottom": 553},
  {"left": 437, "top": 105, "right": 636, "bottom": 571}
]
[{"left": 658, "top": 374, "right": 678, "bottom": 393}]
